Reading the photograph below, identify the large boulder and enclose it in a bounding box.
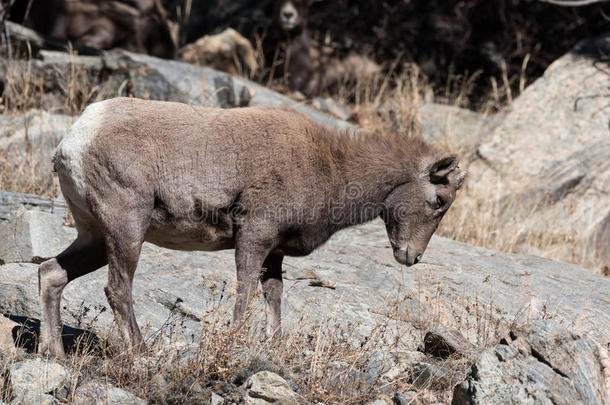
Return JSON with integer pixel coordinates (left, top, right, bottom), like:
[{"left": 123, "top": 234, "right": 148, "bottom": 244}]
[
  {"left": 453, "top": 320, "right": 609, "bottom": 405},
  {"left": 475, "top": 33, "right": 610, "bottom": 273},
  {"left": 2, "top": 218, "right": 609, "bottom": 348},
  {"left": 419, "top": 103, "right": 491, "bottom": 147},
  {"left": 0, "top": 191, "right": 69, "bottom": 223},
  {"left": 0, "top": 210, "right": 74, "bottom": 264}
]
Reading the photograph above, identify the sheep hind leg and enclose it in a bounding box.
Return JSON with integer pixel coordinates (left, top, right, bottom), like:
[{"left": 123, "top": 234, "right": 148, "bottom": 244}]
[
  {"left": 39, "top": 236, "right": 108, "bottom": 358},
  {"left": 261, "top": 254, "right": 283, "bottom": 338}
]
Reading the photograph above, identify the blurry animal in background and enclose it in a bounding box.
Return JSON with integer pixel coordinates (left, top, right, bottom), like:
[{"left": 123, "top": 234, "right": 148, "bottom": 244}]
[
  {"left": 8, "top": 0, "right": 178, "bottom": 58},
  {"left": 265, "top": 0, "right": 380, "bottom": 97},
  {"left": 267, "top": 0, "right": 314, "bottom": 93},
  {"left": 180, "top": 28, "right": 258, "bottom": 77}
]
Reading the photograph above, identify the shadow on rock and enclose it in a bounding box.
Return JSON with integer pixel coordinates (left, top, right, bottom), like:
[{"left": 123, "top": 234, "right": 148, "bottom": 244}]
[{"left": 6, "top": 314, "right": 103, "bottom": 355}]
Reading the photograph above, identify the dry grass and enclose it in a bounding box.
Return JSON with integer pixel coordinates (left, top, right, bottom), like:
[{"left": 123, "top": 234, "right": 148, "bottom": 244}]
[
  {"left": 1, "top": 47, "right": 97, "bottom": 116},
  {"left": 0, "top": 147, "right": 57, "bottom": 196},
  {"left": 0, "top": 49, "right": 98, "bottom": 196},
  {"left": 0, "top": 282, "right": 490, "bottom": 404}
]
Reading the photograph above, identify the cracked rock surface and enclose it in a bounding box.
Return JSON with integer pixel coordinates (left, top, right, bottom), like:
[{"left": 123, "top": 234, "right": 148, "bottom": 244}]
[{"left": 452, "top": 319, "right": 609, "bottom": 405}]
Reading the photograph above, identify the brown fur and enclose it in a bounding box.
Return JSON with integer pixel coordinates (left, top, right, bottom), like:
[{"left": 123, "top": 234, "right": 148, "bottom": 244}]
[{"left": 38, "top": 98, "right": 465, "bottom": 357}]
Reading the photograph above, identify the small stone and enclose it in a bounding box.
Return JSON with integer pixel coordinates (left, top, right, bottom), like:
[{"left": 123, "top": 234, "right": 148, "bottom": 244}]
[
  {"left": 73, "top": 382, "right": 147, "bottom": 405},
  {"left": 381, "top": 351, "right": 426, "bottom": 382},
  {"left": 410, "top": 362, "right": 454, "bottom": 389},
  {"left": 366, "top": 394, "right": 393, "bottom": 405},
  {"left": 423, "top": 327, "right": 476, "bottom": 359},
  {"left": 9, "top": 359, "right": 71, "bottom": 401},
  {"left": 210, "top": 392, "right": 225, "bottom": 405},
  {"left": 243, "top": 371, "right": 307, "bottom": 405}
]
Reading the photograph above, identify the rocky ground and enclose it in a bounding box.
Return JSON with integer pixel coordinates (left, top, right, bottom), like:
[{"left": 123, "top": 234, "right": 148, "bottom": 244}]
[
  {"left": 1, "top": 204, "right": 609, "bottom": 404},
  {"left": 0, "top": 23, "right": 608, "bottom": 405}
]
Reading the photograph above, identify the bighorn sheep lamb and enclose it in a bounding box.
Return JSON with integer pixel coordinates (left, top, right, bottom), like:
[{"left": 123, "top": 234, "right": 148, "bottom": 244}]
[
  {"left": 268, "top": 0, "right": 314, "bottom": 93},
  {"left": 39, "top": 97, "right": 466, "bottom": 358}
]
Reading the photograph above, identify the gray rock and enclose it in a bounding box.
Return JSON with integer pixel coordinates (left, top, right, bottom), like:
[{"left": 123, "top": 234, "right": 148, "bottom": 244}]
[
  {"left": 9, "top": 359, "right": 71, "bottom": 402},
  {"left": 243, "top": 371, "right": 307, "bottom": 405},
  {"left": 210, "top": 392, "right": 225, "bottom": 405},
  {"left": 423, "top": 327, "right": 477, "bottom": 359},
  {"left": 0, "top": 210, "right": 75, "bottom": 264},
  {"left": 73, "top": 381, "right": 147, "bottom": 405},
  {"left": 0, "top": 214, "right": 608, "bottom": 404},
  {"left": 39, "top": 50, "right": 104, "bottom": 72},
  {"left": 119, "top": 51, "right": 355, "bottom": 131},
  {"left": 410, "top": 362, "right": 463, "bottom": 390},
  {"left": 311, "top": 97, "right": 351, "bottom": 121},
  {"left": 366, "top": 396, "right": 393, "bottom": 405},
  {"left": 419, "top": 103, "right": 491, "bottom": 146},
  {"left": 3, "top": 22, "right": 46, "bottom": 54},
  {"left": 23, "top": 394, "right": 59, "bottom": 405},
  {"left": 475, "top": 33, "right": 610, "bottom": 272},
  {"left": 0, "top": 191, "right": 69, "bottom": 223},
  {"left": 452, "top": 320, "right": 609, "bottom": 405}
]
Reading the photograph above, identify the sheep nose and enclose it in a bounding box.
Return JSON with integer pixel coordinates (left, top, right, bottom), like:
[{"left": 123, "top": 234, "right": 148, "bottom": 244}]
[
  {"left": 414, "top": 254, "right": 422, "bottom": 264},
  {"left": 283, "top": 10, "right": 294, "bottom": 19}
]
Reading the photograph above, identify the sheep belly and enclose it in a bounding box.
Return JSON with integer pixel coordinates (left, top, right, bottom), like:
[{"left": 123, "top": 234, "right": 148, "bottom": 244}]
[{"left": 145, "top": 209, "right": 235, "bottom": 251}]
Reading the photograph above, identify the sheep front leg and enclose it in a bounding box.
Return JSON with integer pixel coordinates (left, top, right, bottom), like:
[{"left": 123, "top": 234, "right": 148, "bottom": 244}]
[
  {"left": 233, "top": 233, "right": 273, "bottom": 326},
  {"left": 104, "top": 233, "right": 145, "bottom": 351}
]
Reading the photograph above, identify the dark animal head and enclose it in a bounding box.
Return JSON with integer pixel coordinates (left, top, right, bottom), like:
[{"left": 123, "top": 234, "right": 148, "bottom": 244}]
[
  {"left": 382, "top": 155, "right": 466, "bottom": 266},
  {"left": 273, "top": 0, "right": 310, "bottom": 32}
]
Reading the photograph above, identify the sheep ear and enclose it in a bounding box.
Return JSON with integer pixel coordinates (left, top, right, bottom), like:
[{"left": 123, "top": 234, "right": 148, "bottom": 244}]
[{"left": 429, "top": 155, "right": 458, "bottom": 183}]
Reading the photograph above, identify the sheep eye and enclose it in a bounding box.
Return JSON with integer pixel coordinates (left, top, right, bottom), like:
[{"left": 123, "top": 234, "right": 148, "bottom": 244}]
[{"left": 436, "top": 196, "right": 444, "bottom": 208}]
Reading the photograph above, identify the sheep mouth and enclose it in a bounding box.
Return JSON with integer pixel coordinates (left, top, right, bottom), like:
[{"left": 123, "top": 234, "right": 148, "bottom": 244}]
[{"left": 280, "top": 19, "right": 298, "bottom": 30}]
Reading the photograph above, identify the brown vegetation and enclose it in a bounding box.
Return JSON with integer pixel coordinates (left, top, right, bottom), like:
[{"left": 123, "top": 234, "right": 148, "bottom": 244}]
[{"left": 1, "top": 285, "right": 496, "bottom": 404}]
